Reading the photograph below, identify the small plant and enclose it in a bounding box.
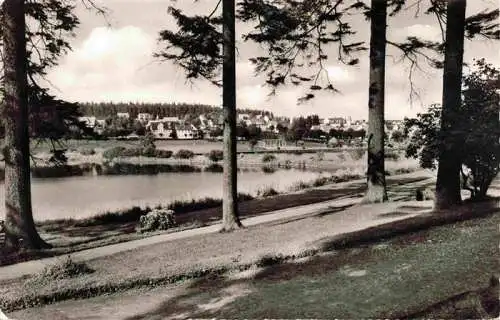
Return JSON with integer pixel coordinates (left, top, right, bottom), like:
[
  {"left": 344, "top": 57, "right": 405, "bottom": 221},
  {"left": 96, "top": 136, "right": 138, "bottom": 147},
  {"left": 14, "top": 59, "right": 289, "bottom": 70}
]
[
  {"left": 28, "top": 256, "right": 94, "bottom": 285},
  {"left": 207, "top": 150, "right": 224, "bottom": 162},
  {"left": 205, "top": 163, "right": 224, "bottom": 172},
  {"left": 237, "top": 193, "right": 255, "bottom": 201},
  {"left": 154, "top": 149, "right": 173, "bottom": 158},
  {"left": 313, "top": 177, "right": 329, "bottom": 187},
  {"left": 120, "top": 147, "right": 143, "bottom": 157},
  {"left": 257, "top": 186, "right": 279, "bottom": 197},
  {"left": 102, "top": 146, "right": 127, "bottom": 160},
  {"left": 261, "top": 165, "right": 276, "bottom": 174},
  {"left": 175, "top": 149, "right": 195, "bottom": 159},
  {"left": 290, "top": 180, "right": 310, "bottom": 191},
  {"left": 262, "top": 154, "right": 276, "bottom": 163},
  {"left": 138, "top": 208, "right": 176, "bottom": 232}
]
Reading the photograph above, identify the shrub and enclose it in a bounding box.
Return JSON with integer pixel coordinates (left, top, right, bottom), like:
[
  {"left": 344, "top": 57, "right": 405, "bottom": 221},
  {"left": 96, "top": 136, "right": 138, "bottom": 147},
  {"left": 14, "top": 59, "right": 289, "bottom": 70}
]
[
  {"left": 237, "top": 193, "right": 255, "bottom": 201},
  {"left": 28, "top": 256, "right": 94, "bottom": 285},
  {"left": 154, "top": 149, "right": 173, "bottom": 158},
  {"left": 257, "top": 186, "right": 279, "bottom": 198},
  {"left": 207, "top": 150, "right": 224, "bottom": 162},
  {"left": 290, "top": 181, "right": 310, "bottom": 191},
  {"left": 78, "top": 148, "right": 96, "bottom": 156},
  {"left": 175, "top": 149, "right": 195, "bottom": 159},
  {"left": 120, "top": 147, "right": 143, "bottom": 157},
  {"left": 262, "top": 154, "right": 276, "bottom": 163},
  {"left": 103, "top": 146, "right": 127, "bottom": 160},
  {"left": 138, "top": 208, "right": 176, "bottom": 232},
  {"left": 205, "top": 163, "right": 223, "bottom": 172},
  {"left": 261, "top": 165, "right": 276, "bottom": 174},
  {"left": 313, "top": 177, "right": 329, "bottom": 187}
]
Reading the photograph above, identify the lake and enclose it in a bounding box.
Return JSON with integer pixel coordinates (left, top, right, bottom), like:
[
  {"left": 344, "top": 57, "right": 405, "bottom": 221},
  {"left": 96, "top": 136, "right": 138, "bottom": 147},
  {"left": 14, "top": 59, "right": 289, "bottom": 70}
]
[{"left": 0, "top": 169, "right": 327, "bottom": 221}]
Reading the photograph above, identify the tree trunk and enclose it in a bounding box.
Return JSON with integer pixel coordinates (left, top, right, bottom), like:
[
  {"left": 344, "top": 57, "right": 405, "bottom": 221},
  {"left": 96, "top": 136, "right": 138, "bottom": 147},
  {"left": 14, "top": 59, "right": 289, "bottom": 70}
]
[
  {"left": 363, "top": 0, "right": 388, "bottom": 203},
  {"left": 221, "top": 0, "right": 242, "bottom": 232},
  {"left": 1, "top": 0, "right": 50, "bottom": 250},
  {"left": 435, "top": 0, "right": 466, "bottom": 210}
]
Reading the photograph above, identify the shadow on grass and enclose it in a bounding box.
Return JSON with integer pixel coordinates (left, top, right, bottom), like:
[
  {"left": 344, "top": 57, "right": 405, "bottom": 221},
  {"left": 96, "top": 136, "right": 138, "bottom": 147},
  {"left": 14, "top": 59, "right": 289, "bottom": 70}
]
[{"left": 123, "top": 208, "right": 499, "bottom": 320}]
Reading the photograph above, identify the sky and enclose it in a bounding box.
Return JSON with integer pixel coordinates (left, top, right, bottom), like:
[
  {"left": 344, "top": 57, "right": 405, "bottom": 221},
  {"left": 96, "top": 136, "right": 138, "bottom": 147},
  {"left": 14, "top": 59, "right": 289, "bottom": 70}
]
[{"left": 41, "top": 0, "right": 500, "bottom": 120}]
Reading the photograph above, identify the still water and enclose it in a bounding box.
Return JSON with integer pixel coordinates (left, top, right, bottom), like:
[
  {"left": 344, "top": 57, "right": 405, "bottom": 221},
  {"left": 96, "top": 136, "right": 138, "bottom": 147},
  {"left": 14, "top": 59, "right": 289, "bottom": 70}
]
[{"left": 0, "top": 169, "right": 325, "bottom": 221}]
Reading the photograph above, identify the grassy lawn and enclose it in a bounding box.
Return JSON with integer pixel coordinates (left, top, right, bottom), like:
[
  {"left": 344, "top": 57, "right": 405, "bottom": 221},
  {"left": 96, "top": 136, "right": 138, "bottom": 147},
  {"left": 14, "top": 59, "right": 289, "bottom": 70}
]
[{"left": 125, "top": 211, "right": 499, "bottom": 319}]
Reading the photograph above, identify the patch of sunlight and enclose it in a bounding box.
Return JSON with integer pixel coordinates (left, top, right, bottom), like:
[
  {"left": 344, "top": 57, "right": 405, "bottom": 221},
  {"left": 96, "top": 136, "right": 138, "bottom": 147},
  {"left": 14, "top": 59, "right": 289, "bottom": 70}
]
[
  {"left": 372, "top": 243, "right": 390, "bottom": 251},
  {"left": 198, "top": 284, "right": 252, "bottom": 312},
  {"left": 226, "top": 266, "right": 264, "bottom": 281},
  {"left": 394, "top": 263, "right": 412, "bottom": 274},
  {"left": 340, "top": 266, "right": 368, "bottom": 277}
]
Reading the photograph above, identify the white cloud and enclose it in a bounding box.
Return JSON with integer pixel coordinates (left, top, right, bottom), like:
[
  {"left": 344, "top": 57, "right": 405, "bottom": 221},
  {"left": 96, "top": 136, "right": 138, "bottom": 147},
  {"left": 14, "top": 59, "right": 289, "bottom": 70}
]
[{"left": 391, "top": 24, "right": 443, "bottom": 42}]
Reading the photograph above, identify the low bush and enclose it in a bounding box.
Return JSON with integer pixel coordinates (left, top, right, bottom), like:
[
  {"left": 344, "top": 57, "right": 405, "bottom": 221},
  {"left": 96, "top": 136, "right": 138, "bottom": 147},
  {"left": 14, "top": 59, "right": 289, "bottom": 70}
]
[
  {"left": 205, "top": 163, "right": 223, "bottom": 172},
  {"left": 102, "top": 146, "right": 127, "bottom": 160},
  {"left": 28, "top": 256, "right": 94, "bottom": 285},
  {"left": 120, "top": 147, "right": 143, "bottom": 157},
  {"left": 313, "top": 177, "right": 329, "bottom": 187},
  {"left": 154, "top": 149, "right": 173, "bottom": 158},
  {"left": 237, "top": 193, "right": 255, "bottom": 201},
  {"left": 138, "top": 209, "right": 176, "bottom": 232},
  {"left": 262, "top": 154, "right": 277, "bottom": 163},
  {"left": 207, "top": 150, "right": 224, "bottom": 162},
  {"left": 175, "top": 149, "right": 195, "bottom": 159},
  {"left": 257, "top": 186, "right": 279, "bottom": 198},
  {"left": 290, "top": 181, "right": 311, "bottom": 191},
  {"left": 262, "top": 165, "right": 276, "bottom": 174}
]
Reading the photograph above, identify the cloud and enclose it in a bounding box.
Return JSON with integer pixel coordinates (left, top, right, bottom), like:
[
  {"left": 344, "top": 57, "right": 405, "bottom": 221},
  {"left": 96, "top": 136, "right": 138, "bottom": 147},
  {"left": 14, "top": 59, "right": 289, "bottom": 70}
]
[{"left": 390, "top": 23, "right": 443, "bottom": 42}]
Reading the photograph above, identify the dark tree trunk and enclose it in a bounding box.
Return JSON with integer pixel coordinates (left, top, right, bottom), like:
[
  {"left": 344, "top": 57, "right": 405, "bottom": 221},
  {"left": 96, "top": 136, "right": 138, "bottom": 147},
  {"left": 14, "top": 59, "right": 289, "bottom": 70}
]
[
  {"left": 364, "top": 0, "right": 388, "bottom": 203},
  {"left": 1, "top": 0, "right": 50, "bottom": 250},
  {"left": 435, "top": 0, "right": 466, "bottom": 210},
  {"left": 221, "top": 0, "right": 242, "bottom": 231}
]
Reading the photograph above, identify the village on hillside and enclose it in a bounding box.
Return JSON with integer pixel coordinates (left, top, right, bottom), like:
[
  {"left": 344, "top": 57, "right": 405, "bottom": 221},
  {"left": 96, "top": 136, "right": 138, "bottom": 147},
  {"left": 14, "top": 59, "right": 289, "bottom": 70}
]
[{"left": 77, "top": 107, "right": 405, "bottom": 146}]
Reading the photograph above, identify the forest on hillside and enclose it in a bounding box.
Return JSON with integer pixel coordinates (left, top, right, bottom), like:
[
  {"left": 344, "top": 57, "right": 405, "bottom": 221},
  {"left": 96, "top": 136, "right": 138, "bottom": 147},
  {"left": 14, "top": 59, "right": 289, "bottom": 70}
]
[{"left": 79, "top": 102, "right": 275, "bottom": 120}]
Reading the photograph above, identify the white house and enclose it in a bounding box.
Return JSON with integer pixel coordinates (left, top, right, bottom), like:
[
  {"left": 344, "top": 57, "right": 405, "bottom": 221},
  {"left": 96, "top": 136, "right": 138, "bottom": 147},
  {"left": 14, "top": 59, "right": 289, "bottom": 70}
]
[
  {"left": 78, "top": 116, "right": 97, "bottom": 128},
  {"left": 146, "top": 119, "right": 197, "bottom": 139},
  {"left": 117, "top": 112, "right": 130, "bottom": 119}
]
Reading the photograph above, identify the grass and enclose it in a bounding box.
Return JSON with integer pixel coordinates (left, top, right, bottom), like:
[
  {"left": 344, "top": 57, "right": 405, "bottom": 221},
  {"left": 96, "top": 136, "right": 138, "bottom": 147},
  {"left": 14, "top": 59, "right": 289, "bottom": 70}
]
[
  {"left": 49, "top": 194, "right": 256, "bottom": 228},
  {"left": 145, "top": 210, "right": 499, "bottom": 319},
  {"left": 3, "top": 192, "right": 493, "bottom": 314},
  {"left": 26, "top": 256, "right": 95, "bottom": 286}
]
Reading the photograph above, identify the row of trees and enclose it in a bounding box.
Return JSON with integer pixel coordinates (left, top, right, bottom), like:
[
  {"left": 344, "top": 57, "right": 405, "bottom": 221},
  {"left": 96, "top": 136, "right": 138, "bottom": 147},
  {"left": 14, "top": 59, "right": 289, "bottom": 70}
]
[
  {"left": 0, "top": 0, "right": 498, "bottom": 250},
  {"left": 158, "top": 0, "right": 498, "bottom": 227}
]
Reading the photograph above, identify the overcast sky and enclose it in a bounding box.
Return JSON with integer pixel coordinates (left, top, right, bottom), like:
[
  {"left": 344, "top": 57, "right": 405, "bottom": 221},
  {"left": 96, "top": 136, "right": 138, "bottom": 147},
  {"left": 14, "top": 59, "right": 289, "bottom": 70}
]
[{"left": 43, "top": 0, "right": 500, "bottom": 119}]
